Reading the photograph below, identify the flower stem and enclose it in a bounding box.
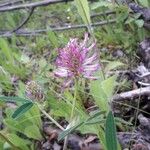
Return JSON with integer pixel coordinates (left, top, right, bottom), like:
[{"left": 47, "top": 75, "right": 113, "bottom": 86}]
[
  {"left": 63, "top": 79, "right": 78, "bottom": 150},
  {"left": 70, "top": 79, "right": 78, "bottom": 120},
  {"left": 36, "top": 103, "right": 64, "bottom": 131}
]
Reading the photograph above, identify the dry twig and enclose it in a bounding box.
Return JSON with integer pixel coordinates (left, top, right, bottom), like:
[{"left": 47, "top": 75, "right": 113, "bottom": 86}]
[
  {"left": 0, "top": 0, "right": 22, "bottom": 8},
  {"left": 0, "top": 19, "right": 116, "bottom": 37},
  {"left": 113, "top": 86, "right": 150, "bottom": 101},
  {"left": 0, "top": 0, "right": 72, "bottom": 12},
  {"left": 11, "top": 7, "right": 35, "bottom": 33}
]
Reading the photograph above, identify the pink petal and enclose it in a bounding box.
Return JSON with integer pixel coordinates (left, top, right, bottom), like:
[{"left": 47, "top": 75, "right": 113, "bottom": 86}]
[
  {"left": 83, "top": 64, "right": 100, "bottom": 72},
  {"left": 86, "top": 42, "right": 96, "bottom": 52},
  {"left": 83, "top": 75, "right": 100, "bottom": 80},
  {"left": 80, "top": 33, "right": 89, "bottom": 48},
  {"left": 83, "top": 53, "right": 97, "bottom": 65},
  {"left": 54, "top": 67, "right": 70, "bottom": 77}
]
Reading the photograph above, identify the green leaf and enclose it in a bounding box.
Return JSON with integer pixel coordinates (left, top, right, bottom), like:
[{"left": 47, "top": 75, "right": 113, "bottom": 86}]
[
  {"left": 85, "top": 119, "right": 105, "bottom": 125},
  {"left": 0, "top": 140, "right": 4, "bottom": 150},
  {"left": 48, "top": 95, "right": 72, "bottom": 119},
  {"left": 47, "top": 29, "right": 58, "bottom": 48},
  {"left": 91, "top": 1, "right": 113, "bottom": 10},
  {"left": 135, "top": 19, "right": 144, "bottom": 28},
  {"left": 4, "top": 118, "right": 28, "bottom": 134},
  {"left": 125, "top": 17, "right": 135, "bottom": 24},
  {"left": 27, "top": 105, "right": 42, "bottom": 128},
  {"left": 12, "top": 102, "right": 34, "bottom": 119},
  {"left": 24, "top": 125, "right": 42, "bottom": 140},
  {"left": 134, "top": 13, "right": 142, "bottom": 19},
  {"left": 0, "top": 96, "right": 31, "bottom": 103},
  {"left": 86, "top": 110, "right": 106, "bottom": 123},
  {"left": 105, "top": 61, "right": 124, "bottom": 73},
  {"left": 58, "top": 110, "right": 105, "bottom": 141},
  {"left": 90, "top": 79, "right": 108, "bottom": 111},
  {"left": 0, "top": 38, "right": 14, "bottom": 64},
  {"left": 101, "top": 75, "right": 116, "bottom": 99},
  {"left": 75, "top": 0, "right": 92, "bottom": 33},
  {"left": 90, "top": 76, "right": 116, "bottom": 112},
  {"left": 7, "top": 133, "right": 30, "bottom": 150},
  {"left": 105, "top": 111, "right": 118, "bottom": 150},
  {"left": 138, "top": 0, "right": 149, "bottom": 7},
  {"left": 58, "top": 122, "right": 84, "bottom": 141},
  {"left": 85, "top": 111, "right": 106, "bottom": 125},
  {"left": 0, "top": 132, "right": 21, "bottom": 150}
]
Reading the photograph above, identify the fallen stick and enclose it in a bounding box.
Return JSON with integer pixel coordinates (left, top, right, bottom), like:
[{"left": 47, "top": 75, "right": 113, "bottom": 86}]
[
  {"left": 0, "top": 0, "right": 72, "bottom": 12},
  {"left": 0, "top": 19, "right": 116, "bottom": 37},
  {"left": 113, "top": 86, "right": 150, "bottom": 101},
  {"left": 10, "top": 7, "right": 35, "bottom": 33},
  {"left": 0, "top": 0, "right": 22, "bottom": 8},
  {"left": 0, "top": 0, "right": 98, "bottom": 12},
  {"left": 91, "top": 10, "right": 115, "bottom": 18}
]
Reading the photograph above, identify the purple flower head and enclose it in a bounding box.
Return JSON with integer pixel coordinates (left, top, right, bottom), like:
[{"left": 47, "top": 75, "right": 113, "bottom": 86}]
[{"left": 54, "top": 34, "right": 100, "bottom": 81}]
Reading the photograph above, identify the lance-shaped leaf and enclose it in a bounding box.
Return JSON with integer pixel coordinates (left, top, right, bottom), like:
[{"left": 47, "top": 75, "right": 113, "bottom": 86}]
[
  {"left": 105, "top": 111, "right": 118, "bottom": 150},
  {"left": 58, "top": 110, "right": 105, "bottom": 141},
  {"left": 58, "top": 122, "right": 84, "bottom": 141},
  {"left": 0, "top": 96, "right": 31, "bottom": 103},
  {"left": 12, "top": 102, "right": 34, "bottom": 119},
  {"left": 75, "top": 0, "right": 92, "bottom": 33}
]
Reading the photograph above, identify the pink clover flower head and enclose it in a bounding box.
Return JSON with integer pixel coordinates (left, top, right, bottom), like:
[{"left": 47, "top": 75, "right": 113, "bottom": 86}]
[{"left": 54, "top": 34, "right": 100, "bottom": 80}]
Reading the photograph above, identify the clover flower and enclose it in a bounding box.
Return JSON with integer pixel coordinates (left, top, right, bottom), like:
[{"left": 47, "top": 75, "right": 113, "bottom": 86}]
[{"left": 54, "top": 34, "right": 100, "bottom": 82}]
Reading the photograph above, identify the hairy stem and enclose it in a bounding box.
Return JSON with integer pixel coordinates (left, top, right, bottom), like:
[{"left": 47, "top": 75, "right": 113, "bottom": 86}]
[
  {"left": 63, "top": 79, "right": 78, "bottom": 150},
  {"left": 36, "top": 103, "right": 64, "bottom": 131}
]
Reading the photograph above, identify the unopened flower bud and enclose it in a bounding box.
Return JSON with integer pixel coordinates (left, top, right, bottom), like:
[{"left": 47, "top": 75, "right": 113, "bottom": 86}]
[{"left": 25, "top": 81, "right": 44, "bottom": 102}]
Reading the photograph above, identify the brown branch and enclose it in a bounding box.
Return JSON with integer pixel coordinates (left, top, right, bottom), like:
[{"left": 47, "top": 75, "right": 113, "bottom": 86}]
[
  {"left": 0, "top": 0, "right": 22, "bottom": 8},
  {"left": 11, "top": 7, "right": 35, "bottom": 33},
  {"left": 113, "top": 86, "right": 150, "bottom": 101},
  {"left": 91, "top": 10, "right": 115, "bottom": 18},
  {"left": 0, "top": 19, "right": 116, "bottom": 37},
  {"left": 0, "top": 0, "right": 72, "bottom": 12}
]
